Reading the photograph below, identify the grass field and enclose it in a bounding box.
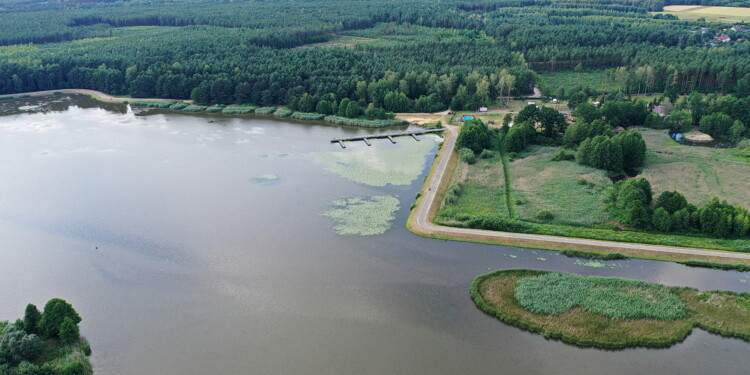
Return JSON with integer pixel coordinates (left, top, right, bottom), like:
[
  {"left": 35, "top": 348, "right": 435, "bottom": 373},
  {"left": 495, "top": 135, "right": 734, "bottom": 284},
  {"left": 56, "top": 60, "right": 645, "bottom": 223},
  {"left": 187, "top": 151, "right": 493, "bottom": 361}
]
[
  {"left": 435, "top": 127, "right": 750, "bottom": 252},
  {"left": 437, "top": 144, "right": 611, "bottom": 226},
  {"left": 639, "top": 128, "right": 750, "bottom": 208},
  {"left": 538, "top": 70, "right": 622, "bottom": 96},
  {"left": 437, "top": 155, "right": 510, "bottom": 221},
  {"left": 471, "top": 269, "right": 750, "bottom": 349},
  {"left": 659, "top": 5, "right": 750, "bottom": 22},
  {"left": 512, "top": 146, "right": 612, "bottom": 225}
]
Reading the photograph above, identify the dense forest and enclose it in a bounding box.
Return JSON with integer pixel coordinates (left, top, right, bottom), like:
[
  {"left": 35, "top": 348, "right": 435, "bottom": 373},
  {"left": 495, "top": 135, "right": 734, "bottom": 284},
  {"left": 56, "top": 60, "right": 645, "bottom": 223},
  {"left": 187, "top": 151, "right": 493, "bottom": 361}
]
[{"left": 1, "top": 0, "right": 750, "bottom": 112}]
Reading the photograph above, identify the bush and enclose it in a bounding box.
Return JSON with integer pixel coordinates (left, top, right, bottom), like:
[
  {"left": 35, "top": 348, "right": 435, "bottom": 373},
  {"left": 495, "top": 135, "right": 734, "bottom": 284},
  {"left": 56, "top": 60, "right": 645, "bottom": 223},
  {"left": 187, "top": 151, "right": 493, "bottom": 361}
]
[
  {"left": 458, "top": 148, "right": 476, "bottom": 164},
  {"left": 577, "top": 178, "right": 587, "bottom": 185},
  {"left": 58, "top": 318, "right": 79, "bottom": 345},
  {"left": 129, "top": 101, "right": 174, "bottom": 108},
  {"left": 23, "top": 305, "right": 40, "bottom": 335},
  {"left": 457, "top": 119, "right": 496, "bottom": 154},
  {"left": 479, "top": 149, "right": 499, "bottom": 159},
  {"left": 168, "top": 102, "right": 189, "bottom": 110},
  {"left": 551, "top": 149, "right": 575, "bottom": 161},
  {"left": 181, "top": 105, "right": 208, "bottom": 112},
  {"left": 221, "top": 105, "right": 257, "bottom": 115},
  {"left": 653, "top": 207, "right": 673, "bottom": 232},
  {"left": 254, "top": 106, "right": 277, "bottom": 115},
  {"left": 655, "top": 191, "right": 688, "bottom": 214},
  {"left": 273, "top": 108, "right": 293, "bottom": 117},
  {"left": 61, "top": 361, "right": 85, "bottom": 375},
  {"left": 38, "top": 299, "right": 81, "bottom": 339},
  {"left": 81, "top": 341, "right": 91, "bottom": 356},
  {"left": 464, "top": 214, "right": 534, "bottom": 233},
  {"left": 323, "top": 116, "right": 407, "bottom": 127},
  {"left": 0, "top": 323, "right": 43, "bottom": 365},
  {"left": 290, "top": 112, "right": 325, "bottom": 121},
  {"left": 535, "top": 211, "right": 554, "bottom": 222}
]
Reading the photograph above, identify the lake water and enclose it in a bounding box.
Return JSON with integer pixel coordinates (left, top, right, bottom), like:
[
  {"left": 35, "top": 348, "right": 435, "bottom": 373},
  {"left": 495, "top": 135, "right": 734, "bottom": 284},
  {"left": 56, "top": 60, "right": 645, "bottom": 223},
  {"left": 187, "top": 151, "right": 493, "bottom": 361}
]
[{"left": 0, "top": 95, "right": 748, "bottom": 374}]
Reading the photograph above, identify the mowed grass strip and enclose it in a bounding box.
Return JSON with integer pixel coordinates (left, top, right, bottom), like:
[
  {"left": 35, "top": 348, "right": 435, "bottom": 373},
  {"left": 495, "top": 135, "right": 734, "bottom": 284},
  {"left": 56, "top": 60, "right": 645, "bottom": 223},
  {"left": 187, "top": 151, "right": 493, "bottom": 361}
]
[{"left": 471, "top": 269, "right": 750, "bottom": 349}]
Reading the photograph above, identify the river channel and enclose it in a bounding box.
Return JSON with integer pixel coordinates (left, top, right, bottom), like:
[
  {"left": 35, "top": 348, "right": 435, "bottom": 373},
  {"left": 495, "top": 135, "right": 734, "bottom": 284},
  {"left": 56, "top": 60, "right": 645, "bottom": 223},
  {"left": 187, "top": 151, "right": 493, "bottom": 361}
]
[{"left": 0, "top": 95, "right": 747, "bottom": 374}]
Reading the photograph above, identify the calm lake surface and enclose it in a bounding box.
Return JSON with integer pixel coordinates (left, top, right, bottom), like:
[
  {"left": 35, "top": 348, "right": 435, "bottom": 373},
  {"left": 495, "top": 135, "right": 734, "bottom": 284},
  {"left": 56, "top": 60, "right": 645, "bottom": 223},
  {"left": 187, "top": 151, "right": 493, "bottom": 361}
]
[{"left": 0, "top": 95, "right": 748, "bottom": 374}]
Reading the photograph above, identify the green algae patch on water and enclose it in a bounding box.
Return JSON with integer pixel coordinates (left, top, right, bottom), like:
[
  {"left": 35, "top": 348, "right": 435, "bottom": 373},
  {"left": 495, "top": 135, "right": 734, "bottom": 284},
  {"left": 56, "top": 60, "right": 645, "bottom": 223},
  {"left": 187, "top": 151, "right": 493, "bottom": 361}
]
[
  {"left": 470, "top": 269, "right": 750, "bottom": 349},
  {"left": 323, "top": 195, "right": 400, "bottom": 235},
  {"left": 311, "top": 136, "right": 439, "bottom": 187},
  {"left": 249, "top": 174, "right": 280, "bottom": 185}
]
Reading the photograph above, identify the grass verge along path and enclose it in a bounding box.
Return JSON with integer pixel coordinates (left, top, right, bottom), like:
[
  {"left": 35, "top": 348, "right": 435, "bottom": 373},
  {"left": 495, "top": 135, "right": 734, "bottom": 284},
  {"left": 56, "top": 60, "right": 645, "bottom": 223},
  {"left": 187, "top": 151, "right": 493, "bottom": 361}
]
[{"left": 471, "top": 269, "right": 750, "bottom": 349}]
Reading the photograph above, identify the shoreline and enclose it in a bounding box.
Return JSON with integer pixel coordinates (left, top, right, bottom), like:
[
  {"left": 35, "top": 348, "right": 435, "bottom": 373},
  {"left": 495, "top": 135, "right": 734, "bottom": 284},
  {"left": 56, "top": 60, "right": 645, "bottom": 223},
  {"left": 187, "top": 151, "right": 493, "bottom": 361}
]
[
  {"left": 406, "top": 126, "right": 750, "bottom": 265},
  {"left": 7, "top": 89, "right": 750, "bottom": 263}
]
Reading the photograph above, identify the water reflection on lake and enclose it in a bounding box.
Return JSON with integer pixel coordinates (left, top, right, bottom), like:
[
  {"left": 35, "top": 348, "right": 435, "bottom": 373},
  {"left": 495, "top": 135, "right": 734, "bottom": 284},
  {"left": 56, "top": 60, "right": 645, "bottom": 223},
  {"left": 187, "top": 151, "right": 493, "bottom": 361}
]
[{"left": 0, "top": 95, "right": 747, "bottom": 374}]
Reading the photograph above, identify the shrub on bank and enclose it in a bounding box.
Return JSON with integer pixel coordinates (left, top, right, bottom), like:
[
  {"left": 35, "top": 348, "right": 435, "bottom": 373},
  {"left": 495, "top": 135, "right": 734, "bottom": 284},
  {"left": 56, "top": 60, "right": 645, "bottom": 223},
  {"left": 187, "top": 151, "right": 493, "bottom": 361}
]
[
  {"left": 182, "top": 105, "right": 208, "bottom": 112},
  {"left": 323, "top": 116, "right": 408, "bottom": 127},
  {"left": 273, "top": 108, "right": 293, "bottom": 117},
  {"left": 290, "top": 112, "right": 325, "bottom": 121},
  {"left": 221, "top": 105, "right": 257, "bottom": 115},
  {"left": 458, "top": 148, "right": 476, "bottom": 164},
  {"left": 255, "top": 106, "right": 277, "bottom": 115},
  {"left": 130, "top": 101, "right": 175, "bottom": 108},
  {"left": 169, "top": 102, "right": 189, "bottom": 110}
]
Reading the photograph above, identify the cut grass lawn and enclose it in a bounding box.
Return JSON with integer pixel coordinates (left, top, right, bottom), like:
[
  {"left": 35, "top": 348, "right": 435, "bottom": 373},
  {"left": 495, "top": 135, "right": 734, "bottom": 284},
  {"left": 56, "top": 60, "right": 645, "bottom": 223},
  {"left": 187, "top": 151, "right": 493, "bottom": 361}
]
[{"left": 471, "top": 269, "right": 750, "bottom": 349}]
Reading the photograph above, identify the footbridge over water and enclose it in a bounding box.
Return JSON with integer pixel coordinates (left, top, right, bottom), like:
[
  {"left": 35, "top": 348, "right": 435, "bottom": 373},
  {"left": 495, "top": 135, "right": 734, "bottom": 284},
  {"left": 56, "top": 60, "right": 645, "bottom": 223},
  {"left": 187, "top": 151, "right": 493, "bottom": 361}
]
[{"left": 330, "top": 128, "right": 445, "bottom": 148}]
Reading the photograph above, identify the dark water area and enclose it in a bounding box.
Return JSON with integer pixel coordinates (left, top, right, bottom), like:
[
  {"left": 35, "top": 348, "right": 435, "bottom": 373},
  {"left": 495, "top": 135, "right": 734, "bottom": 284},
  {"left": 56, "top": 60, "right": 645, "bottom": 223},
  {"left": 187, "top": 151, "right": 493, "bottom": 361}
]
[{"left": 0, "top": 96, "right": 748, "bottom": 374}]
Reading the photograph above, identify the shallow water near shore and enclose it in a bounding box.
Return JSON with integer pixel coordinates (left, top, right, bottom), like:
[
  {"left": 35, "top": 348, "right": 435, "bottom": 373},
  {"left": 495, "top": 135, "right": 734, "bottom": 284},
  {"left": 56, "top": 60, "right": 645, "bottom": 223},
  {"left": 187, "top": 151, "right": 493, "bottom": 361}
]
[{"left": 0, "top": 95, "right": 748, "bottom": 374}]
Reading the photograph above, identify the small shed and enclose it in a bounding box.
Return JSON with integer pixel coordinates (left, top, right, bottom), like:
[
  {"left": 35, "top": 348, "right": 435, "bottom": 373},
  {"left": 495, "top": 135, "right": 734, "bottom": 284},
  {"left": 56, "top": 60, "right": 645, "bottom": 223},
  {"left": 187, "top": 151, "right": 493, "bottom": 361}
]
[{"left": 478, "top": 107, "right": 488, "bottom": 112}]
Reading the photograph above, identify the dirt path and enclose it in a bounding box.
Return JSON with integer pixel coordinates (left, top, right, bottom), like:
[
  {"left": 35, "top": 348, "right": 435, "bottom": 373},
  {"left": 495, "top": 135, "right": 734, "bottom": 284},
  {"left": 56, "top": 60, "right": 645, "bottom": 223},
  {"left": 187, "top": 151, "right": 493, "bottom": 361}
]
[
  {"left": 410, "top": 127, "right": 750, "bottom": 263},
  {"left": 0, "top": 89, "right": 191, "bottom": 104}
]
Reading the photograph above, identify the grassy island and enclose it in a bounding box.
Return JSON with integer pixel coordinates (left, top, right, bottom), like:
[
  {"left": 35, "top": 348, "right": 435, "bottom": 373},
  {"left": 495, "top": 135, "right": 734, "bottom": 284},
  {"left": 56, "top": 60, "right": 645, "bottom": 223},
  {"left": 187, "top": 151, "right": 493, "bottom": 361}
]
[{"left": 471, "top": 269, "right": 750, "bottom": 349}]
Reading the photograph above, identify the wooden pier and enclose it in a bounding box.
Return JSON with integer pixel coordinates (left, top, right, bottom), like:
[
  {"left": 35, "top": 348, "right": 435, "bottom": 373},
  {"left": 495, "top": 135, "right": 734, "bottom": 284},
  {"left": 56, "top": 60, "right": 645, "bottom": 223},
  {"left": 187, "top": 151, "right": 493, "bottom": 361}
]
[{"left": 330, "top": 128, "right": 445, "bottom": 148}]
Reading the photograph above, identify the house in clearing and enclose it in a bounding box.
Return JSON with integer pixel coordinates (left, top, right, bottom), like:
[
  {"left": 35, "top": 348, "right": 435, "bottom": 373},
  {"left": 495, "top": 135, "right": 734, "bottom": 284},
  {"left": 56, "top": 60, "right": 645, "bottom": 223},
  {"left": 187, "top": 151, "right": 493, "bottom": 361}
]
[{"left": 714, "top": 35, "right": 731, "bottom": 43}]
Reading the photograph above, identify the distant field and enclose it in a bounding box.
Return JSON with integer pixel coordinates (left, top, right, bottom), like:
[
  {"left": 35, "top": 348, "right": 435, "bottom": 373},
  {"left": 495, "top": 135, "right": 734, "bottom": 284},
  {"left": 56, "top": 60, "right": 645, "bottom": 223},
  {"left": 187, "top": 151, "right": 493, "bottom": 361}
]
[
  {"left": 660, "top": 5, "right": 750, "bottom": 22},
  {"left": 295, "top": 35, "right": 377, "bottom": 49},
  {"left": 539, "top": 70, "right": 621, "bottom": 96}
]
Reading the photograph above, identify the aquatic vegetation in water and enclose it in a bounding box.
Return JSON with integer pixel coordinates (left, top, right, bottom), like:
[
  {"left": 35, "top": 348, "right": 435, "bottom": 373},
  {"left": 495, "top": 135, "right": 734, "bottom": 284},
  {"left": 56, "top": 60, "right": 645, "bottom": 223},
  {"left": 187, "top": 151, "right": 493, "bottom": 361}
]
[
  {"left": 323, "top": 195, "right": 400, "bottom": 235},
  {"left": 514, "top": 272, "right": 687, "bottom": 320},
  {"left": 249, "top": 174, "right": 280, "bottom": 185},
  {"left": 311, "top": 136, "right": 439, "bottom": 186},
  {"left": 574, "top": 260, "right": 606, "bottom": 268}
]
